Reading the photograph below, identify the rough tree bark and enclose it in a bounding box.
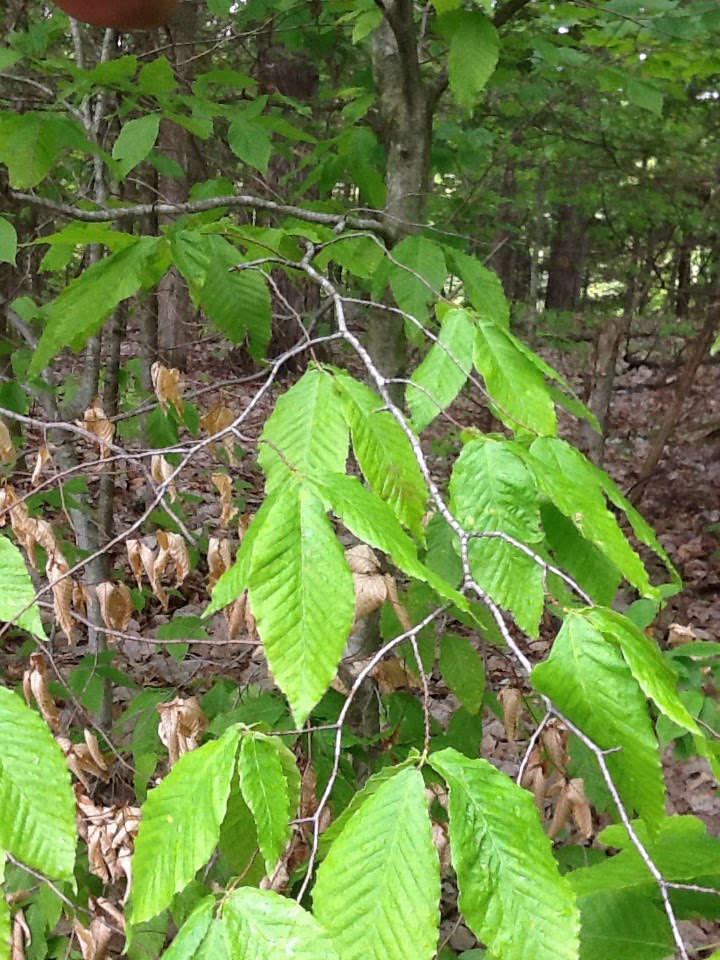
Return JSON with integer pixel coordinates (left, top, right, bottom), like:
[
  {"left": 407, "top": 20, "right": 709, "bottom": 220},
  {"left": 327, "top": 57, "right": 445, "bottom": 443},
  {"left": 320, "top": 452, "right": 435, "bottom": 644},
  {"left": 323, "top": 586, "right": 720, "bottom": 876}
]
[
  {"left": 545, "top": 203, "right": 586, "bottom": 312},
  {"left": 156, "top": 0, "right": 197, "bottom": 370}
]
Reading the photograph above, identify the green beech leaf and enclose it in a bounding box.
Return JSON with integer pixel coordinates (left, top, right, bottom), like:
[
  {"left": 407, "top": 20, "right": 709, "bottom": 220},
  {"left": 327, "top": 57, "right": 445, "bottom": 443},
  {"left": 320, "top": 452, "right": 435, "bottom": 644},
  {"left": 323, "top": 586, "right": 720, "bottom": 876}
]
[
  {"left": 527, "top": 438, "right": 654, "bottom": 598},
  {"left": 112, "top": 114, "right": 160, "bottom": 178},
  {"left": 313, "top": 767, "right": 440, "bottom": 960},
  {"left": 228, "top": 120, "right": 272, "bottom": 174},
  {"left": 224, "top": 888, "right": 340, "bottom": 959},
  {"left": 450, "top": 438, "right": 544, "bottom": 635},
  {"left": 318, "top": 764, "right": 411, "bottom": 853},
  {"left": 160, "top": 898, "right": 216, "bottom": 960},
  {"left": 258, "top": 369, "right": 349, "bottom": 492},
  {"left": 474, "top": 318, "right": 557, "bottom": 435},
  {"left": 576, "top": 889, "right": 672, "bottom": 960},
  {"left": 0, "top": 111, "right": 88, "bottom": 188},
  {"left": 0, "top": 534, "right": 45, "bottom": 640},
  {"left": 586, "top": 607, "right": 700, "bottom": 735},
  {"left": 29, "top": 237, "right": 162, "bottom": 376},
  {"left": 309, "top": 472, "right": 475, "bottom": 617},
  {"left": 408, "top": 308, "right": 475, "bottom": 431},
  {"left": 200, "top": 262, "right": 271, "bottom": 360},
  {"left": 441, "top": 11, "right": 499, "bottom": 111},
  {"left": 246, "top": 480, "right": 355, "bottom": 725},
  {"left": 131, "top": 727, "right": 241, "bottom": 923},
  {"left": 430, "top": 748, "right": 580, "bottom": 960},
  {"left": 439, "top": 634, "right": 485, "bottom": 714},
  {"left": 335, "top": 373, "right": 429, "bottom": 539},
  {"left": 237, "top": 733, "right": 299, "bottom": 875},
  {"left": 0, "top": 218, "right": 17, "bottom": 266},
  {"left": 540, "top": 502, "right": 620, "bottom": 607},
  {"left": 531, "top": 613, "right": 664, "bottom": 827},
  {"left": 446, "top": 250, "right": 509, "bottom": 325},
  {"left": 0, "top": 688, "right": 75, "bottom": 879},
  {"left": 389, "top": 235, "right": 447, "bottom": 322}
]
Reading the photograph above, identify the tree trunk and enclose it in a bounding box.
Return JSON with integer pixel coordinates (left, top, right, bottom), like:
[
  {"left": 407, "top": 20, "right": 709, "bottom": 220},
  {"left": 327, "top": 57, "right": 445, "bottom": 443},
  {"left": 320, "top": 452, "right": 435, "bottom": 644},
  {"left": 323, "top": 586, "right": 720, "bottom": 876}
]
[
  {"left": 580, "top": 247, "right": 639, "bottom": 465},
  {"left": 675, "top": 236, "right": 693, "bottom": 319},
  {"left": 156, "top": 0, "right": 196, "bottom": 369},
  {"left": 544, "top": 204, "right": 585, "bottom": 312},
  {"left": 628, "top": 279, "right": 720, "bottom": 502},
  {"left": 367, "top": 4, "right": 433, "bottom": 389}
]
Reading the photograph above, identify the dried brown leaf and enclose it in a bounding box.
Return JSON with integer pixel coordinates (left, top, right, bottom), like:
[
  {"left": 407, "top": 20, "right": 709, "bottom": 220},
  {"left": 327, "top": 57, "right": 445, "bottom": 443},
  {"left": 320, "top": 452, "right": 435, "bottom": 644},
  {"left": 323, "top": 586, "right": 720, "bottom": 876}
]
[
  {"left": 212, "top": 473, "right": 237, "bottom": 528},
  {"left": 156, "top": 530, "right": 190, "bottom": 586},
  {"left": 346, "top": 544, "right": 387, "bottom": 623},
  {"left": 59, "top": 732, "right": 112, "bottom": 790},
  {"left": 157, "top": 696, "right": 208, "bottom": 766},
  {"left": 499, "top": 686, "right": 523, "bottom": 743},
  {"left": 541, "top": 719, "right": 568, "bottom": 773},
  {"left": 207, "top": 537, "right": 232, "bottom": 590},
  {"left": 0, "top": 420, "right": 16, "bottom": 465},
  {"left": 520, "top": 747, "right": 547, "bottom": 813},
  {"left": 96, "top": 581, "right": 132, "bottom": 634},
  {"left": 566, "top": 777, "right": 593, "bottom": 840},
  {"left": 22, "top": 652, "right": 60, "bottom": 732},
  {"left": 46, "top": 552, "right": 75, "bottom": 642},
  {"left": 83, "top": 398, "right": 114, "bottom": 460},
  {"left": 201, "top": 405, "right": 238, "bottom": 465},
  {"left": 126, "top": 540, "right": 143, "bottom": 590},
  {"left": 151, "top": 454, "right": 177, "bottom": 502},
  {"left": 75, "top": 788, "right": 140, "bottom": 892},
  {"left": 667, "top": 623, "right": 697, "bottom": 647},
  {"left": 432, "top": 820, "right": 452, "bottom": 876},
  {"left": 139, "top": 542, "right": 167, "bottom": 609},
  {"left": 30, "top": 445, "right": 50, "bottom": 486},
  {"left": 151, "top": 362, "right": 183, "bottom": 415},
  {"left": 548, "top": 786, "right": 573, "bottom": 839}
]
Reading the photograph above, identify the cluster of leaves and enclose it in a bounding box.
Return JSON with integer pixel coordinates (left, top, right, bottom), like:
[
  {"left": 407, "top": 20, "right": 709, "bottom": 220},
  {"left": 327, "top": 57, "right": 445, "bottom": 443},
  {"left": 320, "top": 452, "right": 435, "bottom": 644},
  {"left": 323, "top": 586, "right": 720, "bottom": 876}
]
[{"left": 1, "top": 2, "right": 720, "bottom": 960}]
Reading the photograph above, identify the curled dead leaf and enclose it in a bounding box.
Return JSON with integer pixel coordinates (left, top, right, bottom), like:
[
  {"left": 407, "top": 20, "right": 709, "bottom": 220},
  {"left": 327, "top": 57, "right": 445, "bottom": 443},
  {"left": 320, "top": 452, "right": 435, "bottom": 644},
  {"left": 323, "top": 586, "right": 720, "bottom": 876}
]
[
  {"left": 151, "top": 454, "right": 178, "bottom": 503},
  {"left": 201, "top": 405, "right": 238, "bottom": 465},
  {"left": 207, "top": 537, "right": 232, "bottom": 590},
  {"left": 76, "top": 788, "right": 140, "bottom": 896},
  {"left": 156, "top": 530, "right": 190, "bottom": 586},
  {"left": 30, "top": 445, "right": 50, "bottom": 486},
  {"left": 83, "top": 398, "right": 114, "bottom": 460},
  {"left": 151, "top": 361, "right": 183, "bottom": 415},
  {"left": 566, "top": 777, "right": 593, "bottom": 840},
  {"left": 520, "top": 746, "right": 547, "bottom": 813},
  {"left": 59, "top": 730, "right": 113, "bottom": 789},
  {"left": 0, "top": 420, "right": 16, "bottom": 465},
  {"left": 499, "top": 686, "right": 523, "bottom": 743},
  {"left": 0, "top": 486, "right": 58, "bottom": 569},
  {"left": 126, "top": 539, "right": 143, "bottom": 590},
  {"left": 548, "top": 785, "right": 573, "bottom": 840},
  {"left": 73, "top": 582, "right": 90, "bottom": 619},
  {"left": 541, "top": 719, "right": 568, "bottom": 773},
  {"left": 22, "top": 652, "right": 60, "bottom": 732},
  {"left": 157, "top": 696, "right": 208, "bottom": 765},
  {"left": 46, "top": 552, "right": 75, "bottom": 642},
  {"left": 96, "top": 581, "right": 132, "bottom": 634},
  {"left": 139, "top": 541, "right": 168, "bottom": 609},
  {"left": 346, "top": 545, "right": 387, "bottom": 623},
  {"left": 667, "top": 623, "right": 697, "bottom": 647},
  {"left": 212, "top": 473, "right": 237, "bottom": 528}
]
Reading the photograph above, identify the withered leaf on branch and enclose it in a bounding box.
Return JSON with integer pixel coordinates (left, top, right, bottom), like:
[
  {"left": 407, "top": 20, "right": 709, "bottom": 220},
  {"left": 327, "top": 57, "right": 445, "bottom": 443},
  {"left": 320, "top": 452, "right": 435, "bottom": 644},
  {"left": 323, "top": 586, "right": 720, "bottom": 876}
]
[
  {"left": 0, "top": 485, "right": 58, "bottom": 569},
  {"left": 22, "top": 652, "right": 60, "bottom": 732},
  {"left": 76, "top": 788, "right": 140, "bottom": 895},
  {"left": 346, "top": 544, "right": 387, "bottom": 623},
  {"left": 0, "top": 420, "right": 16, "bottom": 465},
  {"left": 83, "top": 398, "right": 115, "bottom": 460},
  {"left": 520, "top": 747, "right": 548, "bottom": 813},
  {"left": 566, "top": 777, "right": 593, "bottom": 840},
  {"left": 157, "top": 696, "right": 208, "bottom": 765},
  {"left": 151, "top": 361, "right": 183, "bottom": 415},
  {"left": 136, "top": 540, "right": 168, "bottom": 609},
  {"left": 73, "top": 898, "right": 124, "bottom": 960},
  {"left": 30, "top": 444, "right": 50, "bottom": 486},
  {"left": 151, "top": 454, "right": 178, "bottom": 503},
  {"left": 125, "top": 539, "right": 144, "bottom": 591},
  {"left": 46, "top": 551, "right": 76, "bottom": 642},
  {"left": 201, "top": 405, "right": 238, "bottom": 465},
  {"left": 225, "top": 591, "right": 256, "bottom": 640},
  {"left": 207, "top": 537, "right": 232, "bottom": 590},
  {"left": 156, "top": 530, "right": 190, "bottom": 587},
  {"left": 499, "top": 686, "right": 523, "bottom": 743},
  {"left": 212, "top": 472, "right": 237, "bottom": 528},
  {"left": 541, "top": 719, "right": 568, "bottom": 773},
  {"left": 58, "top": 729, "right": 113, "bottom": 789},
  {"left": 96, "top": 581, "right": 133, "bottom": 634}
]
